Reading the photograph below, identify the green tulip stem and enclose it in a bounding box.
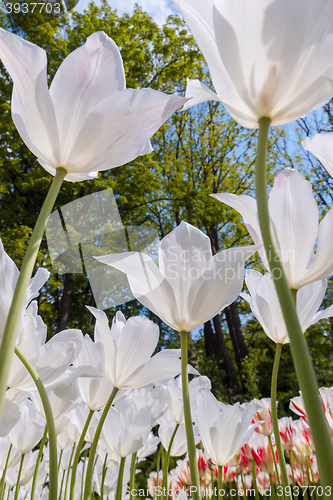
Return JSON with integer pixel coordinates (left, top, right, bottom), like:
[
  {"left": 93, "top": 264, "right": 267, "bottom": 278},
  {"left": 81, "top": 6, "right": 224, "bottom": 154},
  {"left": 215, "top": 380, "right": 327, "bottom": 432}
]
[
  {"left": 115, "top": 457, "right": 126, "bottom": 500},
  {"left": 156, "top": 445, "right": 161, "bottom": 498},
  {"left": 180, "top": 330, "right": 200, "bottom": 500},
  {"left": 83, "top": 387, "right": 119, "bottom": 500},
  {"left": 69, "top": 409, "right": 94, "bottom": 500},
  {"left": 58, "top": 449, "right": 63, "bottom": 473},
  {"left": 14, "top": 346, "right": 58, "bottom": 500},
  {"left": 13, "top": 454, "right": 25, "bottom": 500},
  {"left": 0, "top": 444, "right": 12, "bottom": 500},
  {"left": 255, "top": 116, "right": 333, "bottom": 492},
  {"left": 251, "top": 461, "right": 259, "bottom": 500},
  {"left": 271, "top": 343, "right": 291, "bottom": 498},
  {"left": 288, "top": 451, "right": 295, "bottom": 485},
  {"left": 59, "top": 469, "right": 66, "bottom": 500},
  {"left": 64, "top": 443, "right": 76, "bottom": 500},
  {"left": 100, "top": 454, "right": 108, "bottom": 500},
  {"left": 307, "top": 457, "right": 315, "bottom": 485},
  {"left": 217, "top": 465, "right": 223, "bottom": 500},
  {"left": 30, "top": 427, "right": 48, "bottom": 500},
  {"left": 269, "top": 475, "right": 277, "bottom": 500},
  {"left": 162, "top": 423, "right": 179, "bottom": 500},
  {"left": 267, "top": 435, "right": 281, "bottom": 487},
  {"left": 0, "top": 167, "right": 66, "bottom": 422},
  {"left": 129, "top": 451, "right": 138, "bottom": 500}
]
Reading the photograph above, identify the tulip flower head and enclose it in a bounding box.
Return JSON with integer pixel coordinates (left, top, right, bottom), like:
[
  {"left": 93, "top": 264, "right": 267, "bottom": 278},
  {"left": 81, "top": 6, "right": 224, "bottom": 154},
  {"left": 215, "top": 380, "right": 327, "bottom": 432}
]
[
  {"left": 9, "top": 398, "right": 45, "bottom": 454},
  {"left": 214, "top": 168, "right": 333, "bottom": 289},
  {"left": 256, "top": 471, "right": 271, "bottom": 496},
  {"left": 0, "top": 399, "right": 20, "bottom": 437},
  {"left": 174, "top": 0, "right": 333, "bottom": 128},
  {"left": 0, "top": 29, "right": 187, "bottom": 181},
  {"left": 0, "top": 240, "right": 49, "bottom": 342},
  {"left": 195, "top": 388, "right": 260, "bottom": 466},
  {"left": 96, "top": 221, "right": 257, "bottom": 332},
  {"left": 100, "top": 397, "right": 153, "bottom": 458},
  {"left": 247, "top": 433, "right": 276, "bottom": 475},
  {"left": 158, "top": 410, "right": 199, "bottom": 457},
  {"left": 87, "top": 307, "right": 193, "bottom": 389},
  {"left": 252, "top": 398, "right": 273, "bottom": 437},
  {"left": 278, "top": 417, "right": 297, "bottom": 451},
  {"left": 241, "top": 270, "right": 333, "bottom": 344},
  {"left": 303, "top": 133, "right": 333, "bottom": 182}
]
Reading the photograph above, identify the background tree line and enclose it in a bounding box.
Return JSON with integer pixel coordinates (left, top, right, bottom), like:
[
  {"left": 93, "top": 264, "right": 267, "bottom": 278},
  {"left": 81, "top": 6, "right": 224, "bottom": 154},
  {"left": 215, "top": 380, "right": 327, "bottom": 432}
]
[{"left": 1, "top": 1, "right": 333, "bottom": 413}]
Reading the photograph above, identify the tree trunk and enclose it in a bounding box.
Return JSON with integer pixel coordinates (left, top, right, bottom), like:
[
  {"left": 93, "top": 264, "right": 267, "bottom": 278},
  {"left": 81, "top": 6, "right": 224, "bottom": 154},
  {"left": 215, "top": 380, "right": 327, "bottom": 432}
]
[
  {"left": 206, "top": 226, "right": 249, "bottom": 369},
  {"left": 204, "top": 316, "right": 240, "bottom": 390},
  {"left": 224, "top": 302, "right": 249, "bottom": 367},
  {"left": 212, "top": 314, "right": 240, "bottom": 390},
  {"left": 57, "top": 273, "right": 74, "bottom": 332}
]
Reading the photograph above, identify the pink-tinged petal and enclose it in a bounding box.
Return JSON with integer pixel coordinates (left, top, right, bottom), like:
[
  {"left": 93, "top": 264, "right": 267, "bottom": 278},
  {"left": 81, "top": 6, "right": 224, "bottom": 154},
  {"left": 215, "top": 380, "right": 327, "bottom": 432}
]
[
  {"left": 183, "top": 79, "right": 221, "bottom": 110},
  {"left": 268, "top": 169, "right": 318, "bottom": 288},
  {"left": 0, "top": 29, "right": 60, "bottom": 166},
  {"left": 50, "top": 32, "right": 126, "bottom": 163},
  {"left": 303, "top": 134, "right": 333, "bottom": 178},
  {"left": 299, "top": 207, "right": 333, "bottom": 286}
]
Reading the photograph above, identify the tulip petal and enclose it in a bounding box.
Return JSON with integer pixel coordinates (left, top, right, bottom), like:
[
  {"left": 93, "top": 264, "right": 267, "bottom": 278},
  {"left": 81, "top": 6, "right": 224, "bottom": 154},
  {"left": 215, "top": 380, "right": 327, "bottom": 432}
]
[
  {"left": 175, "top": 0, "right": 333, "bottom": 127},
  {"left": 158, "top": 221, "right": 213, "bottom": 324},
  {"left": 211, "top": 193, "right": 260, "bottom": 242},
  {"left": 310, "top": 304, "right": 333, "bottom": 326},
  {"left": 115, "top": 316, "right": 159, "bottom": 387},
  {"left": 183, "top": 79, "right": 221, "bottom": 110},
  {"left": 96, "top": 252, "right": 181, "bottom": 330},
  {"left": 174, "top": 0, "right": 251, "bottom": 124},
  {"left": 40, "top": 88, "right": 188, "bottom": 180},
  {"left": 0, "top": 400, "right": 20, "bottom": 437},
  {"left": 50, "top": 32, "right": 126, "bottom": 164},
  {"left": 268, "top": 169, "right": 318, "bottom": 287},
  {"left": 300, "top": 207, "right": 333, "bottom": 286},
  {"left": 185, "top": 245, "right": 258, "bottom": 330},
  {"left": 0, "top": 241, "right": 19, "bottom": 339},
  {"left": 119, "top": 351, "right": 183, "bottom": 389},
  {"left": 242, "top": 270, "right": 289, "bottom": 344},
  {"left": 297, "top": 280, "right": 327, "bottom": 331},
  {"left": 0, "top": 28, "right": 60, "bottom": 166},
  {"left": 86, "top": 307, "right": 118, "bottom": 386},
  {"left": 26, "top": 268, "right": 50, "bottom": 307},
  {"left": 303, "top": 134, "right": 333, "bottom": 178}
]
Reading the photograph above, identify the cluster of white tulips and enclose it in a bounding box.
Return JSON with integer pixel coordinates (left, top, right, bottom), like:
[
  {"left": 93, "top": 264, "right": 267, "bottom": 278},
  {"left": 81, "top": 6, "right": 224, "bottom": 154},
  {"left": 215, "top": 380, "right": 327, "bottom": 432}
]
[{"left": 2, "top": 0, "right": 333, "bottom": 498}]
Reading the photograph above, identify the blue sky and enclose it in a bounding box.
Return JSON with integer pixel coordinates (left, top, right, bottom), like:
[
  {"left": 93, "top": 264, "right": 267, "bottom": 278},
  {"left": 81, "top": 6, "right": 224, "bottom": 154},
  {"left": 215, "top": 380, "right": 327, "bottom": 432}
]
[{"left": 75, "top": 0, "right": 178, "bottom": 25}]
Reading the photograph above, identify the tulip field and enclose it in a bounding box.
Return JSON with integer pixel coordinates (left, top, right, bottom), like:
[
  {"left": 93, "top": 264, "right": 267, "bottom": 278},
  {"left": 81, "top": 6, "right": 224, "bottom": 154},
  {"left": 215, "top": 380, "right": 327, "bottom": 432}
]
[{"left": 1, "top": 1, "right": 333, "bottom": 500}]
